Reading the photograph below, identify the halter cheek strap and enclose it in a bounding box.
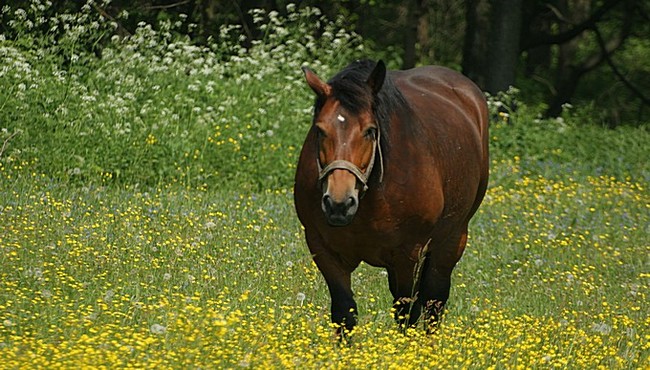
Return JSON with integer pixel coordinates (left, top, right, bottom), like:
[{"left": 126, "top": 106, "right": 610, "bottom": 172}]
[{"left": 317, "top": 128, "right": 384, "bottom": 193}]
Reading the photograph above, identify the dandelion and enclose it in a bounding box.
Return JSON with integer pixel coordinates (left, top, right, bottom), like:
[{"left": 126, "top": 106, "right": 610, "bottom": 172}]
[
  {"left": 150, "top": 324, "right": 166, "bottom": 335},
  {"left": 296, "top": 292, "right": 306, "bottom": 306},
  {"left": 104, "top": 290, "right": 114, "bottom": 303},
  {"left": 238, "top": 354, "right": 251, "bottom": 368}
]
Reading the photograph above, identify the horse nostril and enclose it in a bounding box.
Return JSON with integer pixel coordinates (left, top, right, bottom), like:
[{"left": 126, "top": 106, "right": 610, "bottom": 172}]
[
  {"left": 346, "top": 196, "right": 357, "bottom": 209},
  {"left": 321, "top": 193, "right": 359, "bottom": 226},
  {"left": 322, "top": 194, "right": 357, "bottom": 214},
  {"left": 322, "top": 194, "right": 333, "bottom": 211}
]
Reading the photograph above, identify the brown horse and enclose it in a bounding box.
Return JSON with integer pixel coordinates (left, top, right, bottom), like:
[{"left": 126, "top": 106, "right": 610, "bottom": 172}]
[{"left": 294, "top": 60, "right": 489, "bottom": 334}]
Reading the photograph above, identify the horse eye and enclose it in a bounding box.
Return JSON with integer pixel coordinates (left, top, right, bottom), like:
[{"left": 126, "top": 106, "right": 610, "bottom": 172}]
[
  {"left": 315, "top": 126, "right": 326, "bottom": 139},
  {"left": 364, "top": 127, "right": 377, "bottom": 140}
]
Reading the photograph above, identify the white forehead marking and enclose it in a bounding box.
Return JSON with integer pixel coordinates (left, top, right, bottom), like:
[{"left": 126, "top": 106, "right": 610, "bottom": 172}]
[{"left": 337, "top": 114, "right": 346, "bottom": 123}]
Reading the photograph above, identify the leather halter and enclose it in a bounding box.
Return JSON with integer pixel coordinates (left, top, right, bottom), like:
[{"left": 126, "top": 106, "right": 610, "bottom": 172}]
[{"left": 317, "top": 126, "right": 384, "bottom": 194}]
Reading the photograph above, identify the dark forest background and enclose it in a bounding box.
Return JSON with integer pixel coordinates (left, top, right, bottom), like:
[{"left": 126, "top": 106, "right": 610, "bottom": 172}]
[{"left": 4, "top": 0, "right": 648, "bottom": 125}]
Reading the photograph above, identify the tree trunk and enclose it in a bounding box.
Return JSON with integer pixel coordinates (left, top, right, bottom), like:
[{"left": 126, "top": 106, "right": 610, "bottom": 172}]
[
  {"left": 546, "top": 68, "right": 582, "bottom": 117},
  {"left": 521, "top": 2, "right": 552, "bottom": 77},
  {"left": 461, "top": 0, "right": 489, "bottom": 88},
  {"left": 402, "top": 0, "right": 421, "bottom": 69},
  {"left": 485, "top": 0, "right": 523, "bottom": 94}
]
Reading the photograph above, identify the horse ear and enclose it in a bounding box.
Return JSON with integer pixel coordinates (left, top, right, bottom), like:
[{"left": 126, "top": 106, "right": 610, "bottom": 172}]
[
  {"left": 302, "top": 66, "right": 331, "bottom": 98},
  {"left": 367, "top": 60, "right": 386, "bottom": 95}
]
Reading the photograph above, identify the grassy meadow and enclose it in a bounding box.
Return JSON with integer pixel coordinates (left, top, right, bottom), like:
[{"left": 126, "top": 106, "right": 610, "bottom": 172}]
[{"left": 1, "top": 2, "right": 649, "bottom": 369}]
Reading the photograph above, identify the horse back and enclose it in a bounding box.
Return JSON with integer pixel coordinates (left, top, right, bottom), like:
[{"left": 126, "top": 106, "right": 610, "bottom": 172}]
[
  {"left": 392, "top": 66, "right": 488, "bottom": 143},
  {"left": 391, "top": 66, "right": 489, "bottom": 224}
]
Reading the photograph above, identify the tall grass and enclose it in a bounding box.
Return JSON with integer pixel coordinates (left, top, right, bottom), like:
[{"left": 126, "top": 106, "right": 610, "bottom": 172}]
[{"left": 1, "top": 1, "right": 648, "bottom": 368}]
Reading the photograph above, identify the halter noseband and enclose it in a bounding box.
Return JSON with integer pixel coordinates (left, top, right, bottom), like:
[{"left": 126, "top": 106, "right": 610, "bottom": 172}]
[{"left": 317, "top": 126, "right": 384, "bottom": 193}]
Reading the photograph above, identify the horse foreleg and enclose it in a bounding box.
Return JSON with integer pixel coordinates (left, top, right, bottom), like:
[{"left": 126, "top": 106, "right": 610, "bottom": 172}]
[
  {"left": 322, "top": 266, "right": 357, "bottom": 336},
  {"left": 307, "top": 238, "right": 358, "bottom": 336},
  {"left": 420, "top": 265, "right": 451, "bottom": 332},
  {"left": 387, "top": 259, "right": 420, "bottom": 329},
  {"left": 420, "top": 230, "right": 467, "bottom": 333}
]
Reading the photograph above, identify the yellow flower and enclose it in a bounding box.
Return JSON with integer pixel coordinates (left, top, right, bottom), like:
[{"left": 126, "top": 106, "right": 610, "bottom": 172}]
[{"left": 146, "top": 133, "right": 157, "bottom": 145}]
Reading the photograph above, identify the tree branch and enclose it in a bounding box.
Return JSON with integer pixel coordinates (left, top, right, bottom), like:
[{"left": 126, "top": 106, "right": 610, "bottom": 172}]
[
  {"left": 522, "top": 0, "right": 622, "bottom": 50},
  {"left": 568, "top": 0, "right": 635, "bottom": 76},
  {"left": 578, "top": 26, "right": 626, "bottom": 74},
  {"left": 592, "top": 25, "right": 650, "bottom": 106},
  {"left": 143, "top": 1, "right": 192, "bottom": 11},
  {"left": 92, "top": 4, "right": 132, "bottom": 37},
  {"left": 543, "top": 1, "right": 634, "bottom": 117},
  {"left": 635, "top": 2, "right": 649, "bottom": 22},
  {"left": 544, "top": 4, "right": 573, "bottom": 24},
  {"left": 231, "top": 0, "right": 253, "bottom": 43}
]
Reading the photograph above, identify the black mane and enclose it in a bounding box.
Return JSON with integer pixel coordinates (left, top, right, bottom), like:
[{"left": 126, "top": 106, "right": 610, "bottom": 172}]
[
  {"left": 328, "top": 60, "right": 406, "bottom": 128},
  {"left": 314, "top": 60, "right": 409, "bottom": 153},
  {"left": 327, "top": 60, "right": 375, "bottom": 114}
]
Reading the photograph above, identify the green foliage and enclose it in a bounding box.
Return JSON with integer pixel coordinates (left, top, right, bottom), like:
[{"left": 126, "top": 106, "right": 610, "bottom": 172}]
[
  {"left": 487, "top": 89, "right": 649, "bottom": 186},
  {"left": 0, "top": 1, "right": 114, "bottom": 66},
  {"left": 574, "top": 35, "right": 650, "bottom": 125},
  {"left": 2, "top": 1, "right": 649, "bottom": 190},
  {"left": 1, "top": 1, "right": 364, "bottom": 189}
]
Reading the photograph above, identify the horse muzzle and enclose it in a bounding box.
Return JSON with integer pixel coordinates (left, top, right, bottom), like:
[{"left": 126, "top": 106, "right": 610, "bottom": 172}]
[
  {"left": 321, "top": 187, "right": 359, "bottom": 227},
  {"left": 316, "top": 132, "right": 383, "bottom": 227},
  {"left": 318, "top": 161, "right": 365, "bottom": 227}
]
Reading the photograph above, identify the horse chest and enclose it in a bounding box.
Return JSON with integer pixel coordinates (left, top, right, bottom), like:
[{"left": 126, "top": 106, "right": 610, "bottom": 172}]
[{"left": 317, "top": 208, "right": 435, "bottom": 264}]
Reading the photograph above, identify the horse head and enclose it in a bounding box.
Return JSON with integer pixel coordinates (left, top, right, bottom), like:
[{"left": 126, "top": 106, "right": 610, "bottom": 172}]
[{"left": 302, "top": 60, "right": 386, "bottom": 226}]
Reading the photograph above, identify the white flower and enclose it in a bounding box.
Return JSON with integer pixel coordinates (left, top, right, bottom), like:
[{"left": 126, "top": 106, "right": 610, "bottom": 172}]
[
  {"left": 104, "top": 290, "right": 114, "bottom": 302},
  {"left": 296, "top": 292, "right": 306, "bottom": 305},
  {"left": 150, "top": 324, "right": 166, "bottom": 335},
  {"left": 591, "top": 322, "right": 611, "bottom": 335}
]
